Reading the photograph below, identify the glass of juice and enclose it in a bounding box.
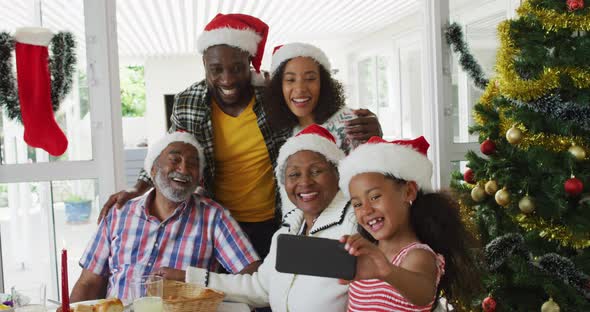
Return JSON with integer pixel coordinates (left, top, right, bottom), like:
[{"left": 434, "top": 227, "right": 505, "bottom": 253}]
[{"left": 130, "top": 275, "right": 163, "bottom": 312}]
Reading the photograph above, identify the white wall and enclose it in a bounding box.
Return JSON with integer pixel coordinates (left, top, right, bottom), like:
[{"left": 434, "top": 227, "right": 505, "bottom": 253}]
[
  {"left": 144, "top": 55, "right": 205, "bottom": 145},
  {"left": 313, "top": 39, "right": 353, "bottom": 101},
  {"left": 122, "top": 116, "right": 147, "bottom": 147}
]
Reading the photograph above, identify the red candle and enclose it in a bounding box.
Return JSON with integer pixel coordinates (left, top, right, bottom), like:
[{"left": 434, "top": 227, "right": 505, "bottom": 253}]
[{"left": 61, "top": 249, "right": 70, "bottom": 312}]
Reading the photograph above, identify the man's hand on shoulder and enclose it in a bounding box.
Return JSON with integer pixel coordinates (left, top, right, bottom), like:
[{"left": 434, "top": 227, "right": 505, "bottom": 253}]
[
  {"left": 345, "top": 108, "right": 383, "bottom": 142},
  {"left": 97, "top": 181, "right": 150, "bottom": 224}
]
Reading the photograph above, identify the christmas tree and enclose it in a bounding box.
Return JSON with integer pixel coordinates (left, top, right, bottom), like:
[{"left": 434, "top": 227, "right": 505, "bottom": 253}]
[{"left": 446, "top": 0, "right": 590, "bottom": 311}]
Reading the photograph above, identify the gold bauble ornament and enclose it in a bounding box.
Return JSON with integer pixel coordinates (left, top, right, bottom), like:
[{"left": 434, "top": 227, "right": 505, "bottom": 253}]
[
  {"left": 568, "top": 144, "right": 586, "bottom": 161},
  {"left": 541, "top": 297, "right": 560, "bottom": 312},
  {"left": 495, "top": 187, "right": 511, "bottom": 206},
  {"left": 506, "top": 125, "right": 523, "bottom": 144},
  {"left": 471, "top": 185, "right": 486, "bottom": 202},
  {"left": 485, "top": 180, "right": 499, "bottom": 195},
  {"left": 518, "top": 196, "right": 535, "bottom": 214}
]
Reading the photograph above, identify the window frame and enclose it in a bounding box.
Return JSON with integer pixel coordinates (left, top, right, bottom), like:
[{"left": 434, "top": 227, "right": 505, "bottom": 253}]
[{"left": 0, "top": 0, "right": 124, "bottom": 294}]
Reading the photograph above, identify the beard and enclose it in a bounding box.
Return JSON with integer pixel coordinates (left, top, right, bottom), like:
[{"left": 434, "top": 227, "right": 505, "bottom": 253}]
[{"left": 154, "top": 168, "right": 197, "bottom": 203}]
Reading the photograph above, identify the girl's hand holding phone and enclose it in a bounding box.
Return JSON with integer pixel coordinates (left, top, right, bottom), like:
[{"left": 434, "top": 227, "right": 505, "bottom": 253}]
[{"left": 339, "top": 234, "right": 393, "bottom": 283}]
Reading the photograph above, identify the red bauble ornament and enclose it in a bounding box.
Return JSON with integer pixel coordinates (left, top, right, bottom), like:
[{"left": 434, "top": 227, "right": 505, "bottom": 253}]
[
  {"left": 565, "top": 177, "right": 584, "bottom": 196},
  {"left": 481, "top": 139, "right": 496, "bottom": 155},
  {"left": 567, "top": 0, "right": 584, "bottom": 11},
  {"left": 464, "top": 168, "right": 475, "bottom": 184},
  {"left": 482, "top": 296, "right": 497, "bottom": 312}
]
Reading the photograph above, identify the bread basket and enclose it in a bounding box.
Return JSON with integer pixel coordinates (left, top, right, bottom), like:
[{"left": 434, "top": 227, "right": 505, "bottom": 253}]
[{"left": 162, "top": 280, "right": 225, "bottom": 312}]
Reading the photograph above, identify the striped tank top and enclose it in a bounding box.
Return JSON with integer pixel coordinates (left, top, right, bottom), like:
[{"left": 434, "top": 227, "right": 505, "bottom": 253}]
[{"left": 347, "top": 242, "right": 445, "bottom": 312}]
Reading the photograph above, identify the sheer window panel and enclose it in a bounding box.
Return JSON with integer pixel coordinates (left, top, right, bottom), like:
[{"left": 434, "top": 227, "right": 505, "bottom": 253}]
[
  {"left": 450, "top": 0, "right": 504, "bottom": 143},
  {"left": 375, "top": 56, "right": 397, "bottom": 139},
  {"left": 357, "top": 56, "right": 397, "bottom": 139},
  {"left": 52, "top": 179, "right": 99, "bottom": 300},
  {"left": 0, "top": 182, "right": 55, "bottom": 297},
  {"left": 399, "top": 43, "right": 423, "bottom": 139},
  {"left": 357, "top": 57, "right": 377, "bottom": 112}
]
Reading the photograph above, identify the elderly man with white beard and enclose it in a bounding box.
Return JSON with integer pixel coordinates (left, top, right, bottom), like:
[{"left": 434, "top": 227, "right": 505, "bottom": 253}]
[{"left": 69, "top": 132, "right": 261, "bottom": 303}]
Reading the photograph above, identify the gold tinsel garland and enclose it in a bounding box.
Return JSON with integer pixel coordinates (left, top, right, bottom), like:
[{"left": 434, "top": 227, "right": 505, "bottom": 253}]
[
  {"left": 473, "top": 79, "right": 590, "bottom": 153},
  {"left": 465, "top": 1, "right": 590, "bottom": 250},
  {"left": 460, "top": 199, "right": 590, "bottom": 249},
  {"left": 458, "top": 198, "right": 480, "bottom": 241},
  {"left": 470, "top": 83, "right": 590, "bottom": 248},
  {"left": 518, "top": 1, "right": 590, "bottom": 32},
  {"left": 496, "top": 21, "right": 590, "bottom": 102},
  {"left": 497, "top": 117, "right": 590, "bottom": 153},
  {"left": 513, "top": 214, "right": 590, "bottom": 249},
  {"left": 473, "top": 80, "right": 499, "bottom": 126}
]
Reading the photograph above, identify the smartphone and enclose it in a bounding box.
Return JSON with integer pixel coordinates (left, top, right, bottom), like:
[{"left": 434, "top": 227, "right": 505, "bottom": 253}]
[{"left": 275, "top": 234, "right": 357, "bottom": 280}]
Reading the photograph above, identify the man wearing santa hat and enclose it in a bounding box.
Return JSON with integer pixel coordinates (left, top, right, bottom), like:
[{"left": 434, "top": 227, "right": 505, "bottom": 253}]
[
  {"left": 100, "top": 13, "right": 380, "bottom": 260},
  {"left": 70, "top": 132, "right": 260, "bottom": 302}
]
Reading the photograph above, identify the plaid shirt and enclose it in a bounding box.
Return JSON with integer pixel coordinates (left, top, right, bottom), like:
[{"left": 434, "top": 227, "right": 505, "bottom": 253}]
[
  {"left": 138, "top": 80, "right": 290, "bottom": 216},
  {"left": 79, "top": 188, "right": 259, "bottom": 300}
]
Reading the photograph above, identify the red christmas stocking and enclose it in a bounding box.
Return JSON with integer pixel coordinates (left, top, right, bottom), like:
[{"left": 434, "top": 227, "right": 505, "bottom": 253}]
[{"left": 15, "top": 27, "right": 68, "bottom": 156}]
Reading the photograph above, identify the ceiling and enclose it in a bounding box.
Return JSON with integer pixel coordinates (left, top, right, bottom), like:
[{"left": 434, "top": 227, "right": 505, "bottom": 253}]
[
  {"left": 0, "top": 0, "right": 420, "bottom": 62},
  {"left": 114, "top": 0, "right": 420, "bottom": 59}
]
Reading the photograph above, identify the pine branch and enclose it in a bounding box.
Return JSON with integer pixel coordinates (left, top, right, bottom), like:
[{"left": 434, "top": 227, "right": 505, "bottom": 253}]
[{"left": 445, "top": 22, "right": 489, "bottom": 89}]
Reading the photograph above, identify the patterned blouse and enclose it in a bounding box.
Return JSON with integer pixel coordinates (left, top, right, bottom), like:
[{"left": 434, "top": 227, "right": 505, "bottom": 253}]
[{"left": 292, "top": 107, "right": 355, "bottom": 155}]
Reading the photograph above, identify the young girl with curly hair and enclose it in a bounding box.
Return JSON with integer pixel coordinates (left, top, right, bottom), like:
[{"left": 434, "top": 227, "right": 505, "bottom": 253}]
[{"left": 338, "top": 136, "right": 481, "bottom": 312}]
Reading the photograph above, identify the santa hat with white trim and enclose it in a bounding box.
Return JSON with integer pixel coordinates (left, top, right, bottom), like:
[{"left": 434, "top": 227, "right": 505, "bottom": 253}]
[
  {"left": 144, "top": 131, "right": 205, "bottom": 179},
  {"left": 338, "top": 136, "right": 433, "bottom": 197},
  {"left": 275, "top": 124, "right": 345, "bottom": 187},
  {"left": 270, "top": 42, "right": 331, "bottom": 75},
  {"left": 197, "top": 13, "right": 268, "bottom": 79}
]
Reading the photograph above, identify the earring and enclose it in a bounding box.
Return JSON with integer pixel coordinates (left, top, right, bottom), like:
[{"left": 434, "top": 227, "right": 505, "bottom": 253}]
[{"left": 408, "top": 200, "right": 413, "bottom": 206}]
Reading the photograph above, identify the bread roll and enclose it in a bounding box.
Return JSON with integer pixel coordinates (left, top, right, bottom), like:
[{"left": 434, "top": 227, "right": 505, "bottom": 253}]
[
  {"left": 73, "top": 304, "right": 94, "bottom": 312},
  {"left": 73, "top": 298, "right": 123, "bottom": 312},
  {"left": 94, "top": 298, "right": 124, "bottom": 312}
]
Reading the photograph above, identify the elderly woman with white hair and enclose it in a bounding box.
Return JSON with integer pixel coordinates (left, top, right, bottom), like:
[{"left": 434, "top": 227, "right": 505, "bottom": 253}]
[{"left": 183, "top": 124, "right": 357, "bottom": 312}]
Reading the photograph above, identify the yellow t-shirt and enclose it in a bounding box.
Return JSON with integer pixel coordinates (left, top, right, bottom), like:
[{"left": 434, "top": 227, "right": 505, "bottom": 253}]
[{"left": 211, "top": 97, "right": 276, "bottom": 222}]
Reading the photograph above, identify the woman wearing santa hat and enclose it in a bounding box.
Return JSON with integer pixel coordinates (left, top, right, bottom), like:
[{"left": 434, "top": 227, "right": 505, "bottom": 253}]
[
  {"left": 185, "top": 124, "right": 358, "bottom": 311},
  {"left": 263, "top": 42, "right": 382, "bottom": 155}
]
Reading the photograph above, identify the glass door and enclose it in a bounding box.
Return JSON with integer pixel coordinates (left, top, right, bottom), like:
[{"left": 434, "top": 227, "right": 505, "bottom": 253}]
[
  {"left": 444, "top": 0, "right": 518, "bottom": 185},
  {"left": 0, "top": 0, "right": 124, "bottom": 299}
]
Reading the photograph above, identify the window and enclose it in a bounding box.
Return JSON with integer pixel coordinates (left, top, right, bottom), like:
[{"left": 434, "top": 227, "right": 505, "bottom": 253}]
[
  {"left": 357, "top": 55, "right": 396, "bottom": 138},
  {"left": 398, "top": 42, "right": 423, "bottom": 139},
  {"left": 0, "top": 0, "right": 92, "bottom": 165},
  {"left": 120, "top": 65, "right": 148, "bottom": 148},
  {"left": 0, "top": 180, "right": 98, "bottom": 297},
  {"left": 450, "top": 1, "right": 505, "bottom": 143},
  {"left": 0, "top": 0, "right": 123, "bottom": 297},
  {"left": 120, "top": 66, "right": 146, "bottom": 117}
]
